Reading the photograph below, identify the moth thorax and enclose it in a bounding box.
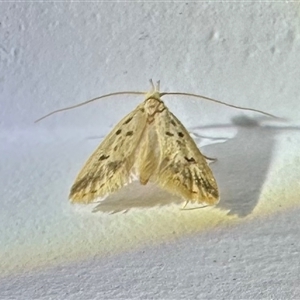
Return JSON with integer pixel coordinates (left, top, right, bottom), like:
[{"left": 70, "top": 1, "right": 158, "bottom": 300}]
[{"left": 144, "top": 98, "right": 165, "bottom": 116}]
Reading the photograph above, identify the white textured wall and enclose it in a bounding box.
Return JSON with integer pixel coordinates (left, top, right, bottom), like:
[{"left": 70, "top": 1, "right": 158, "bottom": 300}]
[{"left": 1, "top": 2, "right": 300, "bottom": 299}]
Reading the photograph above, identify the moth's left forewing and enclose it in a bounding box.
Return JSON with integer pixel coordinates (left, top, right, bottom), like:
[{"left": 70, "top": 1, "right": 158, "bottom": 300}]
[
  {"left": 69, "top": 103, "right": 148, "bottom": 204},
  {"left": 154, "top": 108, "right": 219, "bottom": 206}
]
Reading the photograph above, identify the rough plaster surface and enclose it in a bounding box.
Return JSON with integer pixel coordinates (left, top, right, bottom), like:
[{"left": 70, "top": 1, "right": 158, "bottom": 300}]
[{"left": 1, "top": 2, "right": 300, "bottom": 299}]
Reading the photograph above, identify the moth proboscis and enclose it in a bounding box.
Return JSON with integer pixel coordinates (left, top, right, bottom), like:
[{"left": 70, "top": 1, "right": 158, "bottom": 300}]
[{"left": 36, "top": 80, "right": 280, "bottom": 208}]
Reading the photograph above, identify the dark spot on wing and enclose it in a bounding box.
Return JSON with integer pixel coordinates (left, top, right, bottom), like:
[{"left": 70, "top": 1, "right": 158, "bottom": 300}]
[
  {"left": 124, "top": 117, "right": 133, "bottom": 124},
  {"left": 99, "top": 154, "right": 110, "bottom": 161},
  {"left": 71, "top": 176, "right": 104, "bottom": 197},
  {"left": 185, "top": 156, "right": 196, "bottom": 163},
  {"left": 114, "top": 146, "right": 118, "bottom": 151},
  {"left": 140, "top": 108, "right": 145, "bottom": 113},
  {"left": 211, "top": 189, "right": 219, "bottom": 199},
  {"left": 178, "top": 132, "right": 184, "bottom": 138},
  {"left": 171, "top": 120, "right": 177, "bottom": 126},
  {"left": 116, "top": 129, "right": 122, "bottom": 135},
  {"left": 126, "top": 131, "right": 134, "bottom": 136},
  {"left": 107, "top": 161, "right": 122, "bottom": 172},
  {"left": 166, "top": 131, "right": 174, "bottom": 136}
]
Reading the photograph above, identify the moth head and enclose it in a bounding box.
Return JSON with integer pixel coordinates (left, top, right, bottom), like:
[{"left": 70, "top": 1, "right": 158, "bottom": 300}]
[
  {"left": 142, "top": 79, "right": 165, "bottom": 116},
  {"left": 144, "top": 95, "right": 165, "bottom": 117}
]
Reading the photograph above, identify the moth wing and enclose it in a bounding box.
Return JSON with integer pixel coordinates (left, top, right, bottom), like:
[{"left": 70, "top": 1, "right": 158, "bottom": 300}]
[
  {"left": 70, "top": 103, "right": 147, "bottom": 203},
  {"left": 154, "top": 109, "right": 219, "bottom": 205}
]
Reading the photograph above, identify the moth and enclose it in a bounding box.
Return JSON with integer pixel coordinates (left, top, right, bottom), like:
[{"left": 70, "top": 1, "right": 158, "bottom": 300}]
[
  {"left": 36, "top": 80, "right": 278, "bottom": 208},
  {"left": 70, "top": 82, "right": 219, "bottom": 207}
]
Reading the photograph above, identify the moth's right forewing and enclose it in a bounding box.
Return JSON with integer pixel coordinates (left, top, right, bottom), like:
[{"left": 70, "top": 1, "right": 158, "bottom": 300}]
[
  {"left": 154, "top": 109, "right": 219, "bottom": 206},
  {"left": 70, "top": 103, "right": 147, "bottom": 203}
]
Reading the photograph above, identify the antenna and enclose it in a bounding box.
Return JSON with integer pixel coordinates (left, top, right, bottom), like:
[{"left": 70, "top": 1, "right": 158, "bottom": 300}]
[
  {"left": 160, "top": 92, "right": 282, "bottom": 119},
  {"left": 35, "top": 91, "right": 145, "bottom": 123},
  {"left": 35, "top": 82, "right": 283, "bottom": 123}
]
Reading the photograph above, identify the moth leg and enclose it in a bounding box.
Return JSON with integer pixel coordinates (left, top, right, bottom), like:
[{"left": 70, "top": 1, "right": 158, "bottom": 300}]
[
  {"left": 202, "top": 154, "right": 217, "bottom": 163},
  {"left": 181, "top": 204, "right": 209, "bottom": 211},
  {"left": 181, "top": 200, "right": 189, "bottom": 210}
]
